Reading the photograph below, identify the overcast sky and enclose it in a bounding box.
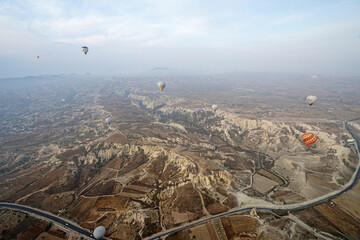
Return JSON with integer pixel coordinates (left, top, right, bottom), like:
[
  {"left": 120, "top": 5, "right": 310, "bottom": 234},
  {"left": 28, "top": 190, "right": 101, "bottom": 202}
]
[{"left": 0, "top": 0, "right": 359, "bottom": 77}]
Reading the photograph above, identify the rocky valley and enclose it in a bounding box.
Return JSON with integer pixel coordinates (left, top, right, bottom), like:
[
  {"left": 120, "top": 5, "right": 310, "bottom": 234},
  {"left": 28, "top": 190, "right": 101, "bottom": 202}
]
[{"left": 1, "top": 73, "right": 360, "bottom": 239}]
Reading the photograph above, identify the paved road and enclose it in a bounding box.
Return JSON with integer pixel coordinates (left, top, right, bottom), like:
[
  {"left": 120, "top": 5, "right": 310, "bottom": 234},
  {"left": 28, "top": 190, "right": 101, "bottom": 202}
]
[
  {"left": 1, "top": 118, "right": 360, "bottom": 240},
  {"left": 0, "top": 202, "right": 95, "bottom": 239},
  {"left": 145, "top": 118, "right": 360, "bottom": 240}
]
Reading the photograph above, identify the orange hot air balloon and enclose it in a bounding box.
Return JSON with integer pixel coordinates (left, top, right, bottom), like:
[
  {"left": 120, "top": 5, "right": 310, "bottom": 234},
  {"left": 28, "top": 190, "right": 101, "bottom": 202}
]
[{"left": 302, "top": 133, "right": 317, "bottom": 147}]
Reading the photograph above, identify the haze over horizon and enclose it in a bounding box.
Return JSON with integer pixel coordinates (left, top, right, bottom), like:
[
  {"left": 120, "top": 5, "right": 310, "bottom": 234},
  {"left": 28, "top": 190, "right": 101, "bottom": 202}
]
[
  {"left": 1, "top": 3, "right": 360, "bottom": 239},
  {"left": 0, "top": 0, "right": 359, "bottom": 78}
]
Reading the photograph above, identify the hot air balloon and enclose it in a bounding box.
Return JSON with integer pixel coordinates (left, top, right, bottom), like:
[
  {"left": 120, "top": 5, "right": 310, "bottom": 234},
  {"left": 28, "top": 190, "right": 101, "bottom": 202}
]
[
  {"left": 105, "top": 117, "right": 112, "bottom": 125},
  {"left": 93, "top": 226, "right": 106, "bottom": 239},
  {"left": 306, "top": 95, "right": 317, "bottom": 106},
  {"left": 212, "top": 104, "right": 218, "bottom": 112},
  {"left": 157, "top": 82, "right": 166, "bottom": 92},
  {"left": 302, "top": 132, "right": 317, "bottom": 147},
  {"left": 82, "top": 46, "right": 89, "bottom": 55}
]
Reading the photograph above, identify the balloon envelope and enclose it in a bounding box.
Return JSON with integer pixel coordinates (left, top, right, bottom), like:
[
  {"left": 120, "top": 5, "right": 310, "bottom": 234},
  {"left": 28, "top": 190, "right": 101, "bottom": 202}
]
[
  {"left": 82, "top": 46, "right": 89, "bottom": 55},
  {"left": 93, "top": 226, "right": 106, "bottom": 239},
  {"left": 105, "top": 117, "right": 112, "bottom": 125},
  {"left": 212, "top": 104, "right": 218, "bottom": 112},
  {"left": 157, "top": 82, "right": 166, "bottom": 91},
  {"left": 302, "top": 133, "right": 317, "bottom": 147},
  {"left": 306, "top": 95, "right": 317, "bottom": 106}
]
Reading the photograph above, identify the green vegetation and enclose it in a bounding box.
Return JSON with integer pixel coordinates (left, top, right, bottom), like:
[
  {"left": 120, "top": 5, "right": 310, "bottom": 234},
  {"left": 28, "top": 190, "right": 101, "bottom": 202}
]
[{"left": 44, "top": 222, "right": 52, "bottom": 232}]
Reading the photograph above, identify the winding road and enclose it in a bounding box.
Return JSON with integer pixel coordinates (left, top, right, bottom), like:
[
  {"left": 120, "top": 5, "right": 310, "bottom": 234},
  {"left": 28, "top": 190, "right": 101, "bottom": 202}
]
[
  {"left": 0, "top": 202, "right": 95, "bottom": 239},
  {"left": 145, "top": 118, "right": 360, "bottom": 240},
  {"left": 1, "top": 118, "right": 360, "bottom": 240}
]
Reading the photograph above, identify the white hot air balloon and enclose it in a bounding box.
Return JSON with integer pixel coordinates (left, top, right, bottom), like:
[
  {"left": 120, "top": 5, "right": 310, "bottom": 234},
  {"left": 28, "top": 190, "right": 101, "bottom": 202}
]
[
  {"left": 93, "top": 226, "right": 106, "bottom": 239},
  {"left": 157, "top": 82, "right": 166, "bottom": 92},
  {"left": 82, "top": 46, "right": 89, "bottom": 55},
  {"left": 105, "top": 117, "right": 112, "bottom": 125},
  {"left": 212, "top": 104, "right": 219, "bottom": 112},
  {"left": 306, "top": 95, "right": 317, "bottom": 106}
]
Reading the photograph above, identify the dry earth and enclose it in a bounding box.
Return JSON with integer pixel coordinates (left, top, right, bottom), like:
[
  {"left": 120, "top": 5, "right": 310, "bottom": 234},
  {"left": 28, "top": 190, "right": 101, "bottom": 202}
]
[{"left": 1, "top": 74, "right": 360, "bottom": 239}]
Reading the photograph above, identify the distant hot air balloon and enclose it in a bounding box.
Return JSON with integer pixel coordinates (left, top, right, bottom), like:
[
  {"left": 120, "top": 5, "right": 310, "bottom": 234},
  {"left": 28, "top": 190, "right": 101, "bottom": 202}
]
[
  {"left": 105, "top": 117, "right": 112, "bottom": 125},
  {"left": 302, "top": 133, "right": 318, "bottom": 147},
  {"left": 157, "top": 82, "right": 166, "bottom": 92},
  {"left": 212, "top": 104, "right": 218, "bottom": 112},
  {"left": 93, "top": 226, "right": 106, "bottom": 239},
  {"left": 82, "top": 46, "right": 89, "bottom": 55},
  {"left": 35, "top": 112, "right": 40, "bottom": 117},
  {"left": 306, "top": 95, "right": 317, "bottom": 106}
]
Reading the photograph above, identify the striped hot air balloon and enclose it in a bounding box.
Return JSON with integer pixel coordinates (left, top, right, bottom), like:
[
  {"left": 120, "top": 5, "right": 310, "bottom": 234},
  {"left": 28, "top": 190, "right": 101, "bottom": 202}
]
[
  {"left": 82, "top": 46, "right": 89, "bottom": 55},
  {"left": 302, "top": 132, "right": 318, "bottom": 147}
]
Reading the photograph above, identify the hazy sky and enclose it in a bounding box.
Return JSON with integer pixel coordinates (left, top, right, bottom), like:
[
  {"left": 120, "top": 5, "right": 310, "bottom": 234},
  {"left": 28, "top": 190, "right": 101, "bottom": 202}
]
[{"left": 0, "top": 0, "right": 359, "bottom": 77}]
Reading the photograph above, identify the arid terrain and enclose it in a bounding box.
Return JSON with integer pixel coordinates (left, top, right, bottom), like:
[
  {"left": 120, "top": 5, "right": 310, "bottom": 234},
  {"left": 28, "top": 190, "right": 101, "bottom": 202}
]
[{"left": 1, "top": 73, "right": 360, "bottom": 239}]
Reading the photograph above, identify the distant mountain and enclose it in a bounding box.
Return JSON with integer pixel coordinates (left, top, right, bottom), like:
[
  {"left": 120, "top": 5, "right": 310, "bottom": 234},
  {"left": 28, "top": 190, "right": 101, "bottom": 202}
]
[{"left": 151, "top": 67, "right": 173, "bottom": 71}]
